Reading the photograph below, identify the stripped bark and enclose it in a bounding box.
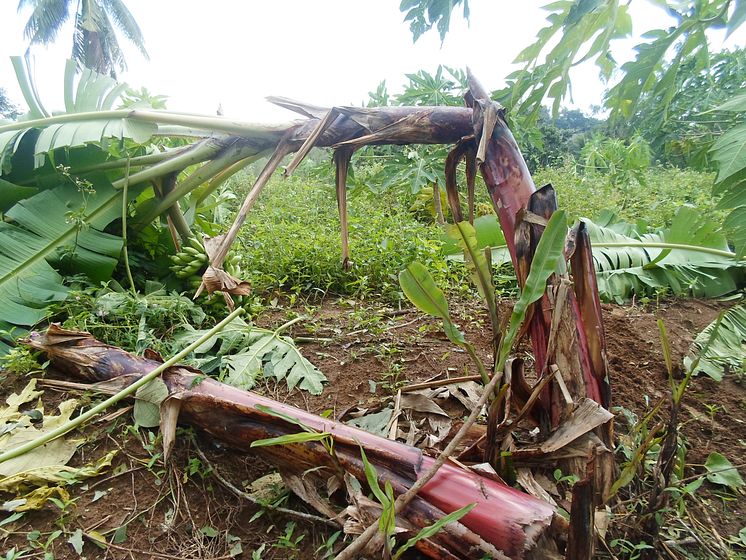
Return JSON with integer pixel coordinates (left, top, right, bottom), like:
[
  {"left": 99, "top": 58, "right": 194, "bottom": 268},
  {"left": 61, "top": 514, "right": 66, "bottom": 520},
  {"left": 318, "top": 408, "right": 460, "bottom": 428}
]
[{"left": 334, "top": 147, "right": 354, "bottom": 270}]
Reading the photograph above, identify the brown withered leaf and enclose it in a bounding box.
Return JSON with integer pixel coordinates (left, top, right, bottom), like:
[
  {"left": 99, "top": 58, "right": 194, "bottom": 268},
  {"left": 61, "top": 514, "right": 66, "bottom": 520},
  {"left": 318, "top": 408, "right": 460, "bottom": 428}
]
[
  {"left": 199, "top": 266, "right": 251, "bottom": 296},
  {"left": 194, "top": 235, "right": 252, "bottom": 304}
]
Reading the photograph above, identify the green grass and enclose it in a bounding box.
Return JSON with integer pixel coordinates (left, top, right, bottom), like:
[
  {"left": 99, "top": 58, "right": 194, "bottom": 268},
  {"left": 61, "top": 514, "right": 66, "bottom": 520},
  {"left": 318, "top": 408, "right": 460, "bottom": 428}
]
[
  {"left": 534, "top": 163, "right": 719, "bottom": 227},
  {"left": 229, "top": 172, "right": 469, "bottom": 302},
  {"left": 213, "top": 161, "right": 719, "bottom": 304}
]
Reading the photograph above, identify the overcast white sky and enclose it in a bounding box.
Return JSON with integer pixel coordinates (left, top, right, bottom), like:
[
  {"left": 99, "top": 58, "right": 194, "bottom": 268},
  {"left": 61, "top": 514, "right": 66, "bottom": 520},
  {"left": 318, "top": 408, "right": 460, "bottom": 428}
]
[{"left": 0, "top": 1, "right": 744, "bottom": 123}]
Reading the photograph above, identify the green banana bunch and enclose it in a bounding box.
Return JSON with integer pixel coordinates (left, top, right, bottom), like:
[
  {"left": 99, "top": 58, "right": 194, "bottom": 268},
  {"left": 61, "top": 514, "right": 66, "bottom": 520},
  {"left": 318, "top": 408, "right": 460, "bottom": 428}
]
[
  {"left": 171, "top": 236, "right": 245, "bottom": 289},
  {"left": 224, "top": 253, "right": 242, "bottom": 278},
  {"left": 169, "top": 236, "right": 209, "bottom": 278}
]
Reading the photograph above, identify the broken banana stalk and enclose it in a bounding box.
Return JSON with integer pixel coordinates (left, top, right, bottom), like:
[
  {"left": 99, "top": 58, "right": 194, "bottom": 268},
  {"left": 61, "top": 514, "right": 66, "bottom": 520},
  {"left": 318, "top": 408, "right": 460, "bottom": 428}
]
[{"left": 25, "top": 325, "right": 558, "bottom": 560}]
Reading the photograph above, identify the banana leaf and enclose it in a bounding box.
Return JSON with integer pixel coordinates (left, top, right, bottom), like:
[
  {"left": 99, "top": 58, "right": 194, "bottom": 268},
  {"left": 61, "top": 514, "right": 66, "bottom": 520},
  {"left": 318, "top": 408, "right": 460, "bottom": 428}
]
[
  {"left": 443, "top": 207, "right": 743, "bottom": 304},
  {"left": 0, "top": 176, "right": 136, "bottom": 343},
  {"left": 0, "top": 58, "right": 155, "bottom": 172},
  {"left": 584, "top": 207, "right": 743, "bottom": 303},
  {"left": 685, "top": 302, "right": 746, "bottom": 381}
]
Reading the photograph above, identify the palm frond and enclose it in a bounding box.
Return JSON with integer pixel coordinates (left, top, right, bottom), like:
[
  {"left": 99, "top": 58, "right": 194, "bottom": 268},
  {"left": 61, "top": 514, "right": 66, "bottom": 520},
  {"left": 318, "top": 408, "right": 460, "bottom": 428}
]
[
  {"left": 20, "top": 0, "right": 71, "bottom": 45},
  {"left": 70, "top": 10, "right": 87, "bottom": 72},
  {"left": 96, "top": 16, "right": 126, "bottom": 74},
  {"left": 101, "top": 0, "right": 148, "bottom": 59}
]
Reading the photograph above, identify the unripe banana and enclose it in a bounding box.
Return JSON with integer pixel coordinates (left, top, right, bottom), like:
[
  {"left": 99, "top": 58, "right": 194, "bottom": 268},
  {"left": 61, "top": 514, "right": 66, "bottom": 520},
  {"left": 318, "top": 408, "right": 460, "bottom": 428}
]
[
  {"left": 187, "top": 237, "right": 204, "bottom": 251},
  {"left": 182, "top": 246, "right": 202, "bottom": 258}
]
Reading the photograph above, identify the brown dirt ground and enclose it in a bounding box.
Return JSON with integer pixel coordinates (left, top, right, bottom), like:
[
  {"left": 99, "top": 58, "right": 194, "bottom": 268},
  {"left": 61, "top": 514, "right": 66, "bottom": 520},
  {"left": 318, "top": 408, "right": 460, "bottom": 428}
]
[{"left": 1, "top": 297, "right": 744, "bottom": 559}]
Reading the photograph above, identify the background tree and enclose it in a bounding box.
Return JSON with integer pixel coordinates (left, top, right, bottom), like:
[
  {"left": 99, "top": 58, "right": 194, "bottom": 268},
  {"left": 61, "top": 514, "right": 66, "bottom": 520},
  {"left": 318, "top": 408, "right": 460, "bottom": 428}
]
[
  {"left": 0, "top": 88, "right": 20, "bottom": 120},
  {"left": 17, "top": 0, "right": 148, "bottom": 78},
  {"left": 399, "top": 0, "right": 746, "bottom": 256},
  {"left": 626, "top": 47, "right": 746, "bottom": 168}
]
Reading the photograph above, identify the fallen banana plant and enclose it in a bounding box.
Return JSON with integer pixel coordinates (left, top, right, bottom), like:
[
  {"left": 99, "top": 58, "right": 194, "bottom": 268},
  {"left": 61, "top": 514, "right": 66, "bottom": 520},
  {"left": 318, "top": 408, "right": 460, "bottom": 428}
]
[
  {"left": 3, "top": 64, "right": 618, "bottom": 554},
  {"left": 24, "top": 324, "right": 563, "bottom": 559}
]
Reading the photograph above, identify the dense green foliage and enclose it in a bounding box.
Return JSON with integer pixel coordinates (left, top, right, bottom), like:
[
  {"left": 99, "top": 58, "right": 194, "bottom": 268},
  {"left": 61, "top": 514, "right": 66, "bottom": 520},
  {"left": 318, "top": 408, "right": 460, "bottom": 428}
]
[
  {"left": 229, "top": 171, "right": 466, "bottom": 301},
  {"left": 200, "top": 162, "right": 725, "bottom": 305},
  {"left": 536, "top": 164, "right": 719, "bottom": 226},
  {"left": 399, "top": 0, "right": 746, "bottom": 259},
  {"left": 403, "top": 0, "right": 744, "bottom": 123},
  {"left": 628, "top": 48, "right": 746, "bottom": 168},
  {"left": 400, "top": 0, "right": 469, "bottom": 43}
]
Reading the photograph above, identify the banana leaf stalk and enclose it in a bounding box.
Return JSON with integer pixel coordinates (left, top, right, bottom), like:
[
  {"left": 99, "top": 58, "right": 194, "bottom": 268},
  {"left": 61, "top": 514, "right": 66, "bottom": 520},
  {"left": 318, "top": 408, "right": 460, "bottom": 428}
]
[
  {"left": 0, "top": 108, "right": 294, "bottom": 140},
  {"left": 25, "top": 325, "right": 557, "bottom": 560}
]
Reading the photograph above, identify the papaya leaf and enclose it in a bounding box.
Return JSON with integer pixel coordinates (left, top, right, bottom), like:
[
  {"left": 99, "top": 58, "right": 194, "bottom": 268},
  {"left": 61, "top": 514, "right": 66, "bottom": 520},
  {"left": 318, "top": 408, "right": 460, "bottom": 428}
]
[
  {"left": 175, "top": 317, "right": 326, "bottom": 394},
  {"left": 712, "top": 123, "right": 746, "bottom": 185}
]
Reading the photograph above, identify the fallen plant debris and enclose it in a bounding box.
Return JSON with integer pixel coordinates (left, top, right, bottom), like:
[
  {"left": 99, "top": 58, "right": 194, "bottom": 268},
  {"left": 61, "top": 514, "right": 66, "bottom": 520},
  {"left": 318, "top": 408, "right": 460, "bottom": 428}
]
[
  {"left": 0, "top": 379, "right": 116, "bottom": 512},
  {"left": 0, "top": 49, "right": 742, "bottom": 559},
  {"left": 24, "top": 324, "right": 567, "bottom": 559}
]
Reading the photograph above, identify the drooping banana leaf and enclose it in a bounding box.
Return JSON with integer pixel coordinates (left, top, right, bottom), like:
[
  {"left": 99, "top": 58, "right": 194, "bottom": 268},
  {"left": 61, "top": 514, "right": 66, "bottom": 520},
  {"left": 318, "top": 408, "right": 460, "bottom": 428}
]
[
  {"left": 684, "top": 302, "right": 746, "bottom": 381},
  {"left": 0, "top": 58, "right": 156, "bottom": 173},
  {"left": 0, "top": 176, "right": 133, "bottom": 340},
  {"left": 0, "top": 177, "right": 39, "bottom": 212},
  {"left": 443, "top": 208, "right": 743, "bottom": 303},
  {"left": 710, "top": 92, "right": 746, "bottom": 258},
  {"left": 584, "top": 206, "right": 743, "bottom": 303}
]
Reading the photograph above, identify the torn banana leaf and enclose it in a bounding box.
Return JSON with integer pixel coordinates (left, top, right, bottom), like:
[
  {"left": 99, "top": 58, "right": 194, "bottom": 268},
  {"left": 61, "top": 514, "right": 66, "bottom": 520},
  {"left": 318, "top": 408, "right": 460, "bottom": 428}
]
[
  {"left": 685, "top": 302, "right": 746, "bottom": 381},
  {"left": 0, "top": 380, "right": 116, "bottom": 510},
  {"left": 175, "top": 316, "right": 326, "bottom": 395}
]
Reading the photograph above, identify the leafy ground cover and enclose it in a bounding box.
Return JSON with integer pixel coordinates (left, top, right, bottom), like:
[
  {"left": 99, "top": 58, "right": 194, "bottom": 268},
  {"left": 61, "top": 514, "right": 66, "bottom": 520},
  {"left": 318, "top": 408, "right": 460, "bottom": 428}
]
[
  {"left": 0, "top": 295, "right": 743, "bottom": 559},
  {"left": 0, "top": 165, "right": 743, "bottom": 558},
  {"left": 225, "top": 163, "right": 722, "bottom": 304}
]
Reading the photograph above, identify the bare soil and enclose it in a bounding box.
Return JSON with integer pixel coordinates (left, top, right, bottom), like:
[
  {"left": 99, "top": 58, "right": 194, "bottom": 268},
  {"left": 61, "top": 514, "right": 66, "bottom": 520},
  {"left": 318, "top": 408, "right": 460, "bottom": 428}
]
[{"left": 1, "top": 297, "right": 744, "bottom": 559}]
